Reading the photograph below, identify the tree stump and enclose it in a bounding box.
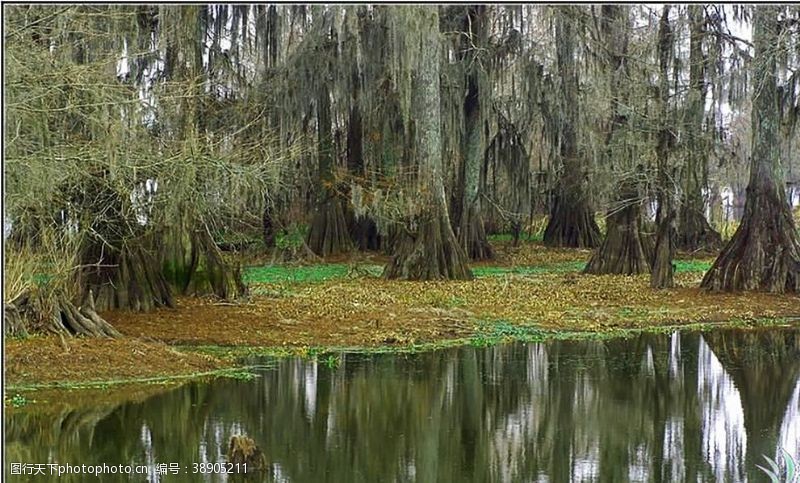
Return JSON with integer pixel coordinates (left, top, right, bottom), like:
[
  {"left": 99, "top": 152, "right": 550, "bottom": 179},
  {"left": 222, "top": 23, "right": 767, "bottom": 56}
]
[{"left": 227, "top": 435, "right": 266, "bottom": 473}]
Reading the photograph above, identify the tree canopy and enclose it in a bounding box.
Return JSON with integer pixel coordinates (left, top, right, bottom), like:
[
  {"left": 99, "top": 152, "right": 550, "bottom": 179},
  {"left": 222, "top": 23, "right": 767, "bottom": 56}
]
[{"left": 4, "top": 5, "right": 800, "bottom": 336}]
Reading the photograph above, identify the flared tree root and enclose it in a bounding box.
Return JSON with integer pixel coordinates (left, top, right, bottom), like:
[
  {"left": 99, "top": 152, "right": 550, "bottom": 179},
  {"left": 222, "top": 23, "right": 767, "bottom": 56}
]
[
  {"left": 585, "top": 198, "right": 652, "bottom": 275},
  {"left": 384, "top": 214, "right": 473, "bottom": 281},
  {"left": 677, "top": 207, "right": 722, "bottom": 252},
  {"left": 163, "top": 225, "right": 246, "bottom": 301},
  {"left": 306, "top": 198, "right": 352, "bottom": 257},
  {"left": 5, "top": 289, "right": 121, "bottom": 338},
  {"left": 701, "top": 190, "right": 800, "bottom": 293},
  {"left": 458, "top": 204, "right": 494, "bottom": 261},
  {"left": 543, "top": 195, "right": 601, "bottom": 249},
  {"left": 83, "top": 243, "right": 175, "bottom": 313}
]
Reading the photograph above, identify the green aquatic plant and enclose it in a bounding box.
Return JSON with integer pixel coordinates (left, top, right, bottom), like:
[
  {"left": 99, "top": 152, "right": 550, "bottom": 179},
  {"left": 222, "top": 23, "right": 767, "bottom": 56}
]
[
  {"left": 223, "top": 369, "right": 259, "bottom": 381},
  {"left": 8, "top": 393, "right": 28, "bottom": 408},
  {"left": 242, "top": 256, "right": 708, "bottom": 287},
  {"left": 468, "top": 320, "right": 549, "bottom": 347},
  {"left": 673, "top": 259, "right": 713, "bottom": 273},
  {"left": 6, "top": 367, "right": 261, "bottom": 392},
  {"left": 244, "top": 263, "right": 382, "bottom": 284},
  {"left": 321, "top": 354, "right": 341, "bottom": 369},
  {"left": 758, "top": 449, "right": 798, "bottom": 483},
  {"left": 469, "top": 333, "right": 493, "bottom": 348},
  {"left": 487, "top": 231, "right": 545, "bottom": 243}
]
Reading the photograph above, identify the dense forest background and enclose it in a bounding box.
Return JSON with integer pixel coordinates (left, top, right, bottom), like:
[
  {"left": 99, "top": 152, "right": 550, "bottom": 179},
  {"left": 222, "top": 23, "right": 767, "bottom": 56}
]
[{"left": 4, "top": 5, "right": 800, "bottom": 336}]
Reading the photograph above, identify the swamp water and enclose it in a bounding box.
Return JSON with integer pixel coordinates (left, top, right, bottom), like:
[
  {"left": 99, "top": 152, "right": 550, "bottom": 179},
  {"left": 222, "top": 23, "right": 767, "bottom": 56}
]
[{"left": 6, "top": 329, "right": 800, "bottom": 482}]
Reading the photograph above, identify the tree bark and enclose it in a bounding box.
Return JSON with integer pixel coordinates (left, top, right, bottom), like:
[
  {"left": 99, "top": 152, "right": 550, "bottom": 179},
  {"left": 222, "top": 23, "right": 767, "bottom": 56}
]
[
  {"left": 5, "top": 287, "right": 121, "bottom": 338},
  {"left": 701, "top": 6, "right": 800, "bottom": 293},
  {"left": 162, "top": 211, "right": 246, "bottom": 301},
  {"left": 384, "top": 7, "right": 473, "bottom": 280},
  {"left": 585, "top": 176, "right": 652, "bottom": 275},
  {"left": 306, "top": 79, "right": 352, "bottom": 257},
  {"left": 585, "top": 6, "right": 651, "bottom": 274},
  {"left": 457, "top": 6, "right": 493, "bottom": 261},
  {"left": 651, "top": 6, "right": 678, "bottom": 289},
  {"left": 80, "top": 238, "right": 175, "bottom": 313},
  {"left": 345, "top": 59, "right": 382, "bottom": 251},
  {"left": 543, "top": 7, "right": 601, "bottom": 249},
  {"left": 677, "top": 5, "right": 722, "bottom": 251}
]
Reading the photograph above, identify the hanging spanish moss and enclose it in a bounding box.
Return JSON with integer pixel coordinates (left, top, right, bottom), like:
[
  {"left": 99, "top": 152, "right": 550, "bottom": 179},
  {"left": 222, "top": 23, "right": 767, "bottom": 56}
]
[
  {"left": 306, "top": 76, "right": 352, "bottom": 257},
  {"left": 701, "top": 6, "right": 800, "bottom": 293},
  {"left": 383, "top": 7, "right": 473, "bottom": 280},
  {"left": 6, "top": 4, "right": 800, "bottom": 343},
  {"left": 452, "top": 6, "right": 493, "bottom": 261},
  {"left": 485, "top": 115, "right": 532, "bottom": 246},
  {"left": 651, "top": 6, "right": 679, "bottom": 289},
  {"left": 677, "top": 5, "right": 722, "bottom": 251},
  {"left": 584, "top": 6, "right": 653, "bottom": 274},
  {"left": 543, "top": 7, "right": 601, "bottom": 249}
]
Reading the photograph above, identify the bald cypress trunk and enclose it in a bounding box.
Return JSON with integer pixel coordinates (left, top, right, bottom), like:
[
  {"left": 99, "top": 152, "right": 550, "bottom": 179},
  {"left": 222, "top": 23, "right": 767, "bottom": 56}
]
[
  {"left": 585, "top": 176, "right": 651, "bottom": 275},
  {"left": 677, "top": 5, "right": 721, "bottom": 251},
  {"left": 457, "top": 6, "right": 493, "bottom": 261},
  {"left": 159, "top": 6, "right": 246, "bottom": 301},
  {"left": 307, "top": 80, "right": 352, "bottom": 258},
  {"left": 701, "top": 6, "right": 800, "bottom": 293},
  {"left": 585, "top": 6, "right": 651, "bottom": 274},
  {"left": 543, "top": 8, "right": 601, "bottom": 249},
  {"left": 345, "top": 59, "right": 382, "bottom": 252},
  {"left": 48, "top": 163, "right": 174, "bottom": 315},
  {"left": 161, "top": 209, "right": 246, "bottom": 301},
  {"left": 651, "top": 6, "right": 678, "bottom": 289},
  {"left": 384, "top": 8, "right": 472, "bottom": 280},
  {"left": 84, "top": 242, "right": 175, "bottom": 313}
]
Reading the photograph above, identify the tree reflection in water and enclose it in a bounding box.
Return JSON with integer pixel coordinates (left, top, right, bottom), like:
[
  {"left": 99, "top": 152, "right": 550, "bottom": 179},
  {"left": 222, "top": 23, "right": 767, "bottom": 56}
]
[{"left": 6, "top": 329, "right": 800, "bottom": 482}]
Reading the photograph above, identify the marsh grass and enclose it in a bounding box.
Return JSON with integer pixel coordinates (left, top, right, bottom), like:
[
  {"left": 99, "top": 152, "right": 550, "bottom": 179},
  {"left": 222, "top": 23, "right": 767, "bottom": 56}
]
[{"left": 3, "top": 230, "right": 84, "bottom": 334}]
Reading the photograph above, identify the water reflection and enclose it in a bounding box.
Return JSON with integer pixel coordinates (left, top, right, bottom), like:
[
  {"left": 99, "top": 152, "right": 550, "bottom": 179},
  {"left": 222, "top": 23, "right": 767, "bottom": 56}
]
[{"left": 6, "top": 329, "right": 800, "bottom": 482}]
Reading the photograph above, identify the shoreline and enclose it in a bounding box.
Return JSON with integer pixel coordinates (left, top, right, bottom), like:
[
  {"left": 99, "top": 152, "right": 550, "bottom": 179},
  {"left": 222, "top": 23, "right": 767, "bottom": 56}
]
[
  {"left": 6, "top": 242, "right": 800, "bottom": 400},
  {"left": 6, "top": 316, "right": 798, "bottom": 398}
]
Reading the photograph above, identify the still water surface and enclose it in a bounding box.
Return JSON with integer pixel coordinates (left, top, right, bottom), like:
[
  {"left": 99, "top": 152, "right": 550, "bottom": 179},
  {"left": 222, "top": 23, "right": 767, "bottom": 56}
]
[{"left": 6, "top": 329, "right": 800, "bottom": 482}]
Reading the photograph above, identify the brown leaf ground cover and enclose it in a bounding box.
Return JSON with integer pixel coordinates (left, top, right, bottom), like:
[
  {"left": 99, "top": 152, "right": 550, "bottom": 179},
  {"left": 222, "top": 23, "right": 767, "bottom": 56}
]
[
  {"left": 105, "top": 272, "right": 798, "bottom": 348},
  {"left": 5, "top": 336, "right": 231, "bottom": 388},
  {"left": 6, "top": 241, "right": 799, "bottom": 389}
]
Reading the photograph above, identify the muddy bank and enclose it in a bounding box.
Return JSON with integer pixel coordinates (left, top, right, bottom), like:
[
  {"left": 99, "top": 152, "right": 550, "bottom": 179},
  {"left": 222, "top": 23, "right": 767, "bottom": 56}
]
[{"left": 5, "top": 337, "right": 232, "bottom": 390}]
